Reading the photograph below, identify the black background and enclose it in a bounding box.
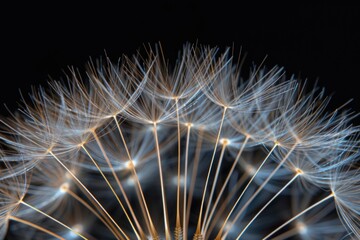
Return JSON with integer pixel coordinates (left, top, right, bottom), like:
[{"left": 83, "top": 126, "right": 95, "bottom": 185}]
[{"left": 1, "top": 2, "right": 360, "bottom": 124}]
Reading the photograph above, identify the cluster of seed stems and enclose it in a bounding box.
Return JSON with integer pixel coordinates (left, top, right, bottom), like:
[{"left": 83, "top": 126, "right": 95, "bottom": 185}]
[{"left": 0, "top": 45, "right": 359, "bottom": 240}]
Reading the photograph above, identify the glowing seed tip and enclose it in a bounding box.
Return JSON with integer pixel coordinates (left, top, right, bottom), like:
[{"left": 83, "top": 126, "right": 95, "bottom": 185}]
[
  {"left": 220, "top": 138, "right": 230, "bottom": 145},
  {"left": 59, "top": 182, "right": 70, "bottom": 193}
]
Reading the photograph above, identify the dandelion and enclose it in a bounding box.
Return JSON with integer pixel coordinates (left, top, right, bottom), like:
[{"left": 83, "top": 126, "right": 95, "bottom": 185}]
[{"left": 0, "top": 44, "right": 359, "bottom": 239}]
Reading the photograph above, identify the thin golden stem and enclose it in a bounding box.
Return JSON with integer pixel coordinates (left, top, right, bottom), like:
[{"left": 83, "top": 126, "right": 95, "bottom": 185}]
[
  {"left": 81, "top": 144, "right": 142, "bottom": 239},
  {"left": 206, "top": 173, "right": 249, "bottom": 238},
  {"left": 183, "top": 124, "right": 191, "bottom": 240},
  {"left": 201, "top": 142, "right": 227, "bottom": 233},
  {"left": 128, "top": 165, "right": 154, "bottom": 238},
  {"left": 70, "top": 181, "right": 125, "bottom": 240},
  {"left": 66, "top": 188, "right": 122, "bottom": 240},
  {"left": 224, "top": 144, "right": 298, "bottom": 238},
  {"left": 9, "top": 215, "right": 65, "bottom": 240},
  {"left": 153, "top": 122, "right": 171, "bottom": 240},
  {"left": 48, "top": 151, "right": 129, "bottom": 240},
  {"left": 175, "top": 99, "right": 182, "bottom": 233},
  {"left": 91, "top": 131, "right": 142, "bottom": 239},
  {"left": 186, "top": 129, "right": 204, "bottom": 231},
  {"left": 203, "top": 136, "right": 249, "bottom": 234},
  {"left": 306, "top": 202, "right": 334, "bottom": 224},
  {"left": 19, "top": 200, "right": 87, "bottom": 240},
  {"left": 196, "top": 107, "right": 227, "bottom": 236},
  {"left": 113, "top": 116, "right": 157, "bottom": 237},
  {"left": 235, "top": 173, "right": 300, "bottom": 239},
  {"left": 262, "top": 194, "right": 334, "bottom": 240},
  {"left": 215, "top": 143, "right": 279, "bottom": 238}
]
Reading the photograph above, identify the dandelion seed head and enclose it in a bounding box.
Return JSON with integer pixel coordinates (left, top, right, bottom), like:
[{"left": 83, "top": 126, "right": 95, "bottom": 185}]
[{"left": 0, "top": 44, "right": 359, "bottom": 239}]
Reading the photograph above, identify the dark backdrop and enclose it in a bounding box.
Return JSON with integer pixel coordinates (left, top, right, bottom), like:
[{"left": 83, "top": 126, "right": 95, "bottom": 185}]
[{"left": 1, "top": 2, "right": 359, "bottom": 124}]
